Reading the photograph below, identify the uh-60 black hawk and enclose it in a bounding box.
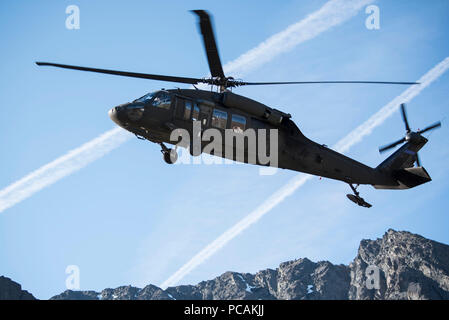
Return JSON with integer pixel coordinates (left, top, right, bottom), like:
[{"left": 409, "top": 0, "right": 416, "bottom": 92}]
[{"left": 36, "top": 10, "right": 441, "bottom": 208}]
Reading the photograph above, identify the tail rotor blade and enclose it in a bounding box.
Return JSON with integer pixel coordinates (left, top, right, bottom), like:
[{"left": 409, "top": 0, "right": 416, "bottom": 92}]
[
  {"left": 379, "top": 137, "right": 406, "bottom": 153},
  {"left": 418, "top": 121, "right": 441, "bottom": 134},
  {"left": 400, "top": 103, "right": 411, "bottom": 133}
]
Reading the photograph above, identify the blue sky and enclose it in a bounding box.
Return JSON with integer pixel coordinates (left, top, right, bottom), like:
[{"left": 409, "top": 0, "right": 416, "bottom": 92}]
[{"left": 1, "top": 0, "right": 448, "bottom": 299}]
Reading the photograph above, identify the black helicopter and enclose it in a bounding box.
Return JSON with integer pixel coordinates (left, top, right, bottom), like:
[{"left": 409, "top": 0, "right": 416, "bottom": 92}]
[{"left": 36, "top": 10, "right": 441, "bottom": 208}]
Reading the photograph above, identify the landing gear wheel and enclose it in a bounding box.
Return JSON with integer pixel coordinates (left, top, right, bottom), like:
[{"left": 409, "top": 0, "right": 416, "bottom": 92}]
[
  {"left": 346, "top": 184, "right": 372, "bottom": 208},
  {"left": 163, "top": 148, "right": 178, "bottom": 164}
]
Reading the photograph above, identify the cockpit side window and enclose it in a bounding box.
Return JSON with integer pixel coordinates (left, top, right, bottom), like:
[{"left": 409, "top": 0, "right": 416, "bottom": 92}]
[{"left": 152, "top": 92, "right": 171, "bottom": 110}]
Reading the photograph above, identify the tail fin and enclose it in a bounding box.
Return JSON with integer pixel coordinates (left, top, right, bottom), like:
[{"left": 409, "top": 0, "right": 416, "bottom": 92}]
[
  {"left": 374, "top": 139, "right": 431, "bottom": 189},
  {"left": 373, "top": 103, "right": 440, "bottom": 190}
]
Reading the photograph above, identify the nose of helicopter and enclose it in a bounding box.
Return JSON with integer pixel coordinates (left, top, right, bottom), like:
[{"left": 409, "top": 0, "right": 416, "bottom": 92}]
[
  {"left": 109, "top": 104, "right": 129, "bottom": 126},
  {"left": 109, "top": 103, "right": 145, "bottom": 125},
  {"left": 108, "top": 107, "right": 121, "bottom": 125}
]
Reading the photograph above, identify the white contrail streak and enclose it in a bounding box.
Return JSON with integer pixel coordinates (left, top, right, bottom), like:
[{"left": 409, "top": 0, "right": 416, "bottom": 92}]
[
  {"left": 0, "top": 0, "right": 373, "bottom": 213},
  {"left": 160, "top": 57, "right": 449, "bottom": 289},
  {"left": 223, "top": 0, "right": 374, "bottom": 78},
  {"left": 334, "top": 57, "right": 449, "bottom": 153},
  {"left": 0, "top": 128, "right": 132, "bottom": 213}
]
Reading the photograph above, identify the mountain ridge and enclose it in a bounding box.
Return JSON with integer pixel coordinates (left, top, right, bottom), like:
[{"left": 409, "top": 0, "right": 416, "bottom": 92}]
[
  {"left": 2, "top": 229, "right": 449, "bottom": 300},
  {"left": 0, "top": 276, "right": 35, "bottom": 300}
]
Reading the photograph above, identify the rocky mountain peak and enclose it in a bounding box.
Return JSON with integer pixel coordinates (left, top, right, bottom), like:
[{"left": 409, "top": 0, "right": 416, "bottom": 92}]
[
  {"left": 2, "top": 230, "right": 449, "bottom": 300},
  {"left": 0, "top": 276, "right": 35, "bottom": 300},
  {"left": 350, "top": 229, "right": 449, "bottom": 300}
]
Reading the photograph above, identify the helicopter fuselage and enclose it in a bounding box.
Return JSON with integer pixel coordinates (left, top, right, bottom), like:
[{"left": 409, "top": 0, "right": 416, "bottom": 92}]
[
  {"left": 108, "top": 88, "right": 411, "bottom": 189},
  {"left": 36, "top": 9, "right": 436, "bottom": 207}
]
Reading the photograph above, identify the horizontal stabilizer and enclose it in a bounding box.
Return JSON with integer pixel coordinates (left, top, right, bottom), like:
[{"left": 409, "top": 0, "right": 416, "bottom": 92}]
[{"left": 394, "top": 166, "right": 431, "bottom": 189}]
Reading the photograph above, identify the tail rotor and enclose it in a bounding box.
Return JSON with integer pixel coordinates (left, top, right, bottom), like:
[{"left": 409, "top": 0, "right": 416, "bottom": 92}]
[{"left": 378, "top": 103, "right": 441, "bottom": 166}]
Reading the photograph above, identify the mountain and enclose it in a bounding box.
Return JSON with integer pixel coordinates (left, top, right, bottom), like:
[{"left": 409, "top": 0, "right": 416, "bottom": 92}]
[
  {"left": 0, "top": 276, "right": 35, "bottom": 300},
  {"left": 2, "top": 229, "right": 449, "bottom": 300},
  {"left": 349, "top": 229, "right": 449, "bottom": 299}
]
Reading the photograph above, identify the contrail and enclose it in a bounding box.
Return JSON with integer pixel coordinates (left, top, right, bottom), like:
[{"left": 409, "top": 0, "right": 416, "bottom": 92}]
[
  {"left": 223, "top": 0, "right": 374, "bottom": 78},
  {"left": 0, "top": 0, "right": 373, "bottom": 213},
  {"left": 334, "top": 57, "right": 449, "bottom": 153},
  {"left": 160, "top": 56, "right": 449, "bottom": 289},
  {"left": 0, "top": 128, "right": 132, "bottom": 213}
]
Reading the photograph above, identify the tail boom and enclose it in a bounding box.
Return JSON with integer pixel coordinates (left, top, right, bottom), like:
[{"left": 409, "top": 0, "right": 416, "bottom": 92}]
[{"left": 372, "top": 137, "right": 431, "bottom": 190}]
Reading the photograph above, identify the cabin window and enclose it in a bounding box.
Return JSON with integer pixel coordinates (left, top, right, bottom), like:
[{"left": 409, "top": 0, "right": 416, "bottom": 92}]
[
  {"left": 199, "top": 105, "right": 212, "bottom": 127},
  {"left": 192, "top": 104, "right": 200, "bottom": 121},
  {"left": 231, "top": 114, "right": 246, "bottom": 133},
  {"left": 184, "top": 101, "right": 192, "bottom": 120},
  {"left": 152, "top": 92, "right": 171, "bottom": 110},
  {"left": 211, "top": 109, "right": 228, "bottom": 129}
]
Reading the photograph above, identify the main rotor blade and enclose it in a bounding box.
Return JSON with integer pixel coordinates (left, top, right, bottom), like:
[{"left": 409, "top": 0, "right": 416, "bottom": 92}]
[
  {"left": 418, "top": 121, "right": 441, "bottom": 134},
  {"left": 237, "top": 80, "right": 420, "bottom": 86},
  {"left": 192, "top": 10, "right": 225, "bottom": 79},
  {"left": 400, "top": 103, "right": 411, "bottom": 133},
  {"left": 36, "top": 62, "right": 204, "bottom": 85},
  {"left": 379, "top": 137, "right": 406, "bottom": 153}
]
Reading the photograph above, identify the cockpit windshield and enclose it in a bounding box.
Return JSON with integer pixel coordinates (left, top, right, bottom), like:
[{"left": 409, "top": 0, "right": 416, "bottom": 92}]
[
  {"left": 134, "top": 91, "right": 171, "bottom": 110},
  {"left": 135, "top": 92, "right": 156, "bottom": 103}
]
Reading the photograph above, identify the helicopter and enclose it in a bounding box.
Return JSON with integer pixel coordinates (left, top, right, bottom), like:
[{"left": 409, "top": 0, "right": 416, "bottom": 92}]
[{"left": 36, "top": 10, "right": 441, "bottom": 208}]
